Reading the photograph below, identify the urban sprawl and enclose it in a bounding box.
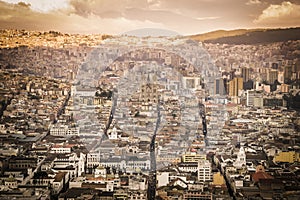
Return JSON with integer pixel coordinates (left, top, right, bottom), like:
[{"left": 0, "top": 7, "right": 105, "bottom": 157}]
[{"left": 0, "top": 29, "right": 299, "bottom": 200}]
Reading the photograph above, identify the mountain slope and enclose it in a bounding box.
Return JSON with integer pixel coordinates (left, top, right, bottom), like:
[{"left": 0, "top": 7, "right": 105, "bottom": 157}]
[
  {"left": 189, "top": 29, "right": 262, "bottom": 41},
  {"left": 190, "top": 27, "right": 300, "bottom": 44}
]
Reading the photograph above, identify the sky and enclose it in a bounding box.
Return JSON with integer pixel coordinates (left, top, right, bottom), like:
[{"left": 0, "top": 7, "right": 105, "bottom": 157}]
[{"left": 0, "top": 0, "right": 300, "bottom": 35}]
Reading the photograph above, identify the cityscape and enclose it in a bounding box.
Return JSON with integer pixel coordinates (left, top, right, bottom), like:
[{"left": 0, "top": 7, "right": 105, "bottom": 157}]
[{"left": 0, "top": 1, "right": 300, "bottom": 200}]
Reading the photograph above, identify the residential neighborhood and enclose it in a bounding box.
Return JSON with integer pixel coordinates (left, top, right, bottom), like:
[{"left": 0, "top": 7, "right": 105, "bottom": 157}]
[{"left": 0, "top": 29, "right": 299, "bottom": 199}]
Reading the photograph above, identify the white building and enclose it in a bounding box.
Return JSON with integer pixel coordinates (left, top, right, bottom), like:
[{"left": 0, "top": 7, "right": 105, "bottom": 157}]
[
  {"left": 246, "top": 90, "right": 262, "bottom": 107},
  {"left": 198, "top": 160, "right": 212, "bottom": 182},
  {"left": 49, "top": 123, "right": 79, "bottom": 137},
  {"left": 86, "top": 152, "right": 100, "bottom": 170},
  {"left": 234, "top": 147, "right": 246, "bottom": 169},
  {"left": 50, "top": 144, "right": 72, "bottom": 154}
]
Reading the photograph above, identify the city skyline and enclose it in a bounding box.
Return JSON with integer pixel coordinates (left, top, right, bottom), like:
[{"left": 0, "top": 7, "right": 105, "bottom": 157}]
[{"left": 0, "top": 0, "right": 300, "bottom": 35}]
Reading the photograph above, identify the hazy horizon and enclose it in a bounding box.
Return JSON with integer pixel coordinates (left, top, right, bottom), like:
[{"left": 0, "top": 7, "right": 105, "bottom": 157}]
[{"left": 0, "top": 0, "right": 300, "bottom": 35}]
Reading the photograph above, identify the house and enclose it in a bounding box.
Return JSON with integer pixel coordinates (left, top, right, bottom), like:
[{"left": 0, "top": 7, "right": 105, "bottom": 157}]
[{"left": 52, "top": 172, "right": 69, "bottom": 194}]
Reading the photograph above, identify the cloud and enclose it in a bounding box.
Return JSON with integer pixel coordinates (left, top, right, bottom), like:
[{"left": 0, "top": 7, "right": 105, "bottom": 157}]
[
  {"left": 196, "top": 16, "right": 220, "bottom": 20},
  {"left": 68, "top": 0, "right": 151, "bottom": 18},
  {"left": 16, "top": 1, "right": 31, "bottom": 8},
  {"left": 0, "top": 1, "right": 166, "bottom": 34},
  {"left": 246, "top": 0, "right": 261, "bottom": 5},
  {"left": 3, "top": 0, "right": 70, "bottom": 13},
  {"left": 254, "top": 1, "right": 300, "bottom": 26},
  {"left": 1, "top": 0, "right": 297, "bottom": 35}
]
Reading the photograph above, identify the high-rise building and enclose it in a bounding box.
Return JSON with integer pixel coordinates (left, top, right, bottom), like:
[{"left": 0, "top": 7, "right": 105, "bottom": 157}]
[
  {"left": 228, "top": 77, "right": 243, "bottom": 97},
  {"left": 214, "top": 78, "right": 225, "bottom": 95},
  {"left": 284, "top": 66, "right": 293, "bottom": 83},
  {"left": 295, "top": 60, "right": 300, "bottom": 80},
  {"left": 267, "top": 69, "right": 278, "bottom": 84},
  {"left": 241, "top": 67, "right": 250, "bottom": 82},
  {"left": 278, "top": 71, "right": 284, "bottom": 83}
]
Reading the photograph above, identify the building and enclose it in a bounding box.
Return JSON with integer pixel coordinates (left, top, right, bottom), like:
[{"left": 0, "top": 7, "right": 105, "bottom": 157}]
[
  {"left": 49, "top": 123, "right": 79, "bottom": 137},
  {"left": 198, "top": 160, "right": 212, "bottom": 182},
  {"left": 274, "top": 151, "right": 300, "bottom": 163},
  {"left": 50, "top": 144, "right": 72, "bottom": 154},
  {"left": 233, "top": 147, "right": 246, "bottom": 169},
  {"left": 228, "top": 77, "right": 243, "bottom": 97},
  {"left": 246, "top": 90, "right": 262, "bottom": 107},
  {"left": 182, "top": 152, "right": 206, "bottom": 163},
  {"left": 214, "top": 78, "right": 226, "bottom": 95},
  {"left": 178, "top": 162, "right": 198, "bottom": 173},
  {"left": 284, "top": 66, "right": 293, "bottom": 83},
  {"left": 280, "top": 84, "right": 290, "bottom": 93},
  {"left": 267, "top": 69, "right": 278, "bottom": 84},
  {"left": 241, "top": 67, "right": 250, "bottom": 82},
  {"left": 213, "top": 172, "right": 226, "bottom": 186},
  {"left": 52, "top": 172, "right": 69, "bottom": 194},
  {"left": 183, "top": 76, "right": 202, "bottom": 90},
  {"left": 86, "top": 152, "right": 100, "bottom": 172}
]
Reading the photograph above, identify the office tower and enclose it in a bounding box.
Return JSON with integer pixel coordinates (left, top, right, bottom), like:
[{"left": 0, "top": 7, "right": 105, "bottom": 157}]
[
  {"left": 284, "top": 66, "right": 292, "bottom": 83},
  {"left": 214, "top": 78, "right": 225, "bottom": 95},
  {"left": 241, "top": 67, "right": 250, "bottom": 82},
  {"left": 267, "top": 69, "right": 278, "bottom": 84},
  {"left": 228, "top": 77, "right": 243, "bottom": 97}
]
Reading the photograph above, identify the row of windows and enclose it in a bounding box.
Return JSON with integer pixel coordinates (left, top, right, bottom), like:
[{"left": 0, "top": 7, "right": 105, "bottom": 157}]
[{"left": 10, "top": 164, "right": 35, "bottom": 168}]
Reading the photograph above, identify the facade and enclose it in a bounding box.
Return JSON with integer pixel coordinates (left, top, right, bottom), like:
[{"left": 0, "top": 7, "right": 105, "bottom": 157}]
[
  {"left": 228, "top": 77, "right": 243, "bottom": 97},
  {"left": 246, "top": 90, "right": 262, "bottom": 107},
  {"left": 198, "top": 160, "right": 212, "bottom": 182},
  {"left": 182, "top": 152, "right": 206, "bottom": 163},
  {"left": 274, "top": 151, "right": 300, "bottom": 163},
  {"left": 214, "top": 78, "right": 226, "bottom": 95},
  {"left": 267, "top": 69, "right": 278, "bottom": 84},
  {"left": 50, "top": 123, "right": 79, "bottom": 137},
  {"left": 241, "top": 67, "right": 250, "bottom": 82}
]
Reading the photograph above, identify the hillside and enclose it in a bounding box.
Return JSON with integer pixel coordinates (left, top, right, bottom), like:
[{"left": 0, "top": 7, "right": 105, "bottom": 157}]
[
  {"left": 189, "top": 29, "right": 262, "bottom": 41},
  {"left": 190, "top": 27, "right": 300, "bottom": 44}
]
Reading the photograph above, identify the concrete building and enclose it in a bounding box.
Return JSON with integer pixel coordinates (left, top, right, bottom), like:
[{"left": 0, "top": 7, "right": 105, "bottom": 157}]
[
  {"left": 267, "top": 69, "right": 278, "bottom": 84},
  {"left": 228, "top": 77, "right": 243, "bottom": 97},
  {"left": 182, "top": 152, "right": 206, "bottom": 163},
  {"left": 241, "top": 67, "right": 250, "bottom": 82},
  {"left": 246, "top": 90, "right": 262, "bottom": 107},
  {"left": 198, "top": 160, "right": 212, "bottom": 182}
]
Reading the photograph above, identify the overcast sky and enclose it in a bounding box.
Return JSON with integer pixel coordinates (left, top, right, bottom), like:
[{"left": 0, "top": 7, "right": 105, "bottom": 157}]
[{"left": 1, "top": 0, "right": 300, "bottom": 35}]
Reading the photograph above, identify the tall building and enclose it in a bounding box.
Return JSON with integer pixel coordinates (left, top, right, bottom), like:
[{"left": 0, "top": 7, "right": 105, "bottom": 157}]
[
  {"left": 295, "top": 60, "right": 300, "bottom": 80},
  {"left": 228, "top": 77, "right": 243, "bottom": 97},
  {"left": 284, "top": 66, "right": 292, "bottom": 83},
  {"left": 267, "top": 69, "right": 278, "bottom": 84},
  {"left": 278, "top": 71, "right": 284, "bottom": 83},
  {"left": 241, "top": 67, "right": 250, "bottom": 82},
  {"left": 198, "top": 160, "right": 212, "bottom": 182},
  {"left": 214, "top": 78, "right": 225, "bottom": 95},
  {"left": 139, "top": 73, "right": 160, "bottom": 111}
]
